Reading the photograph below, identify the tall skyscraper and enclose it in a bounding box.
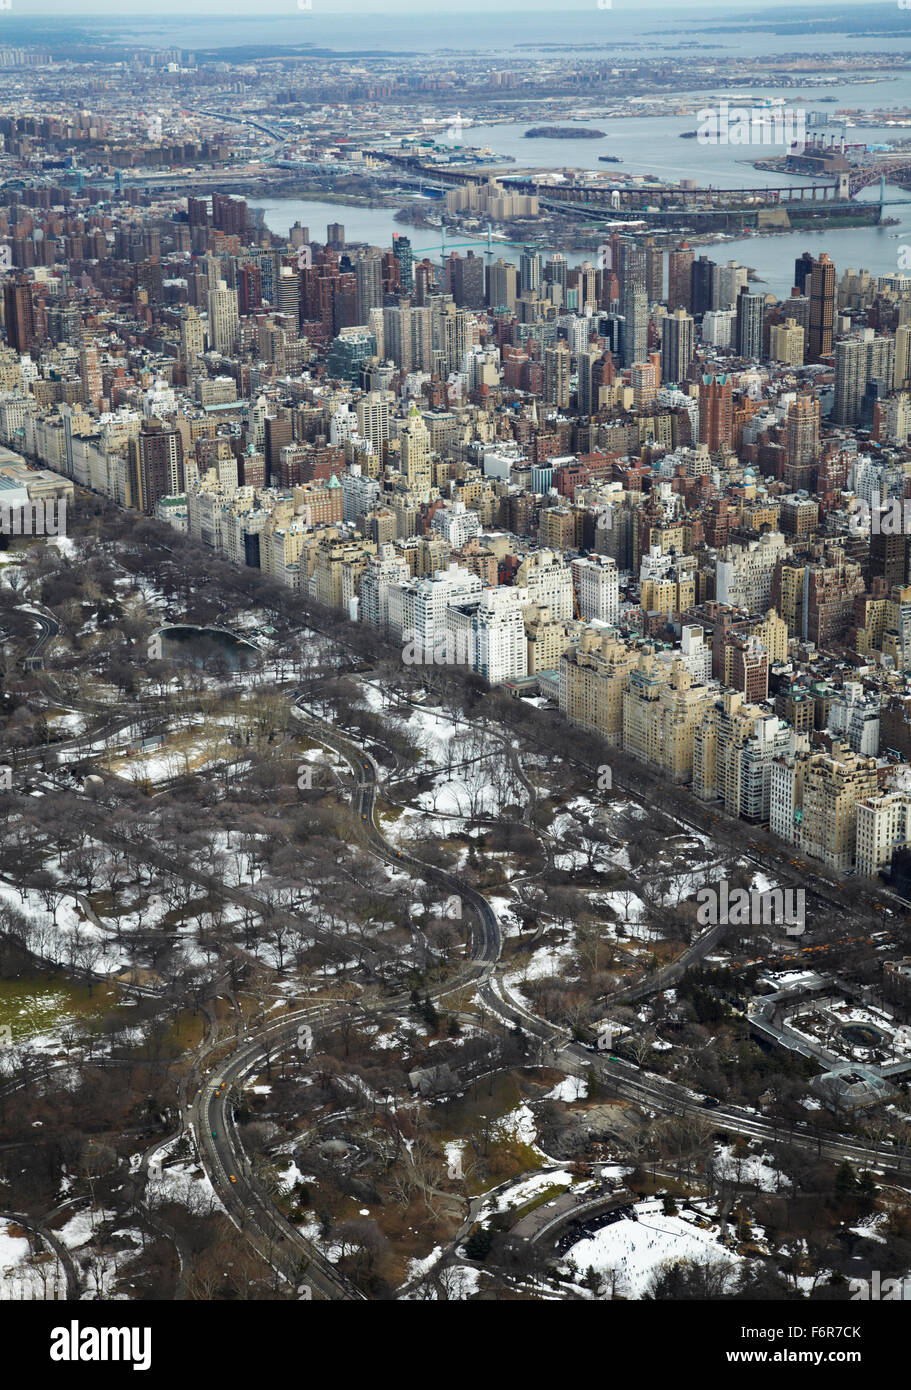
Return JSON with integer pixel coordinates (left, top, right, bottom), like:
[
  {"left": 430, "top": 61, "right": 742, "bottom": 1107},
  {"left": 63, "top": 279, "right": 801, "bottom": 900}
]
[
  {"left": 794, "top": 250, "right": 815, "bottom": 295},
  {"left": 206, "top": 279, "right": 239, "bottom": 353},
  {"left": 488, "top": 258, "right": 518, "bottom": 312},
  {"left": 2, "top": 277, "right": 35, "bottom": 355},
  {"left": 383, "top": 305, "right": 411, "bottom": 371},
  {"left": 834, "top": 338, "right": 866, "bottom": 427},
  {"left": 544, "top": 341, "right": 571, "bottom": 409},
  {"left": 808, "top": 252, "right": 836, "bottom": 362},
  {"left": 237, "top": 262, "right": 262, "bottom": 316},
  {"left": 577, "top": 349, "right": 603, "bottom": 416},
  {"left": 400, "top": 407, "right": 432, "bottom": 493},
  {"left": 667, "top": 242, "right": 694, "bottom": 311},
  {"left": 736, "top": 287, "right": 763, "bottom": 360},
  {"left": 187, "top": 196, "right": 208, "bottom": 229},
  {"left": 134, "top": 422, "right": 183, "bottom": 514},
  {"left": 393, "top": 235, "right": 414, "bottom": 294},
  {"left": 264, "top": 414, "right": 292, "bottom": 485},
  {"left": 447, "top": 251, "right": 485, "bottom": 309},
  {"left": 661, "top": 308, "right": 695, "bottom": 385},
  {"left": 834, "top": 333, "right": 895, "bottom": 426},
  {"left": 577, "top": 260, "right": 597, "bottom": 310},
  {"left": 277, "top": 266, "right": 301, "bottom": 326},
  {"left": 782, "top": 288, "right": 810, "bottom": 339},
  {"left": 644, "top": 238, "right": 664, "bottom": 304},
  {"left": 691, "top": 255, "right": 716, "bottom": 319},
  {"left": 443, "top": 307, "right": 475, "bottom": 372},
  {"left": 620, "top": 242, "right": 648, "bottom": 368},
  {"left": 520, "top": 249, "right": 542, "bottom": 296},
  {"left": 544, "top": 253, "right": 567, "bottom": 308},
  {"left": 211, "top": 192, "right": 247, "bottom": 237},
  {"left": 356, "top": 391, "right": 393, "bottom": 453},
  {"left": 786, "top": 394, "right": 821, "bottom": 469},
  {"left": 180, "top": 305, "right": 204, "bottom": 364},
  {"left": 770, "top": 318, "right": 805, "bottom": 367},
  {"left": 631, "top": 361, "right": 659, "bottom": 409},
  {"left": 327, "top": 222, "right": 345, "bottom": 250},
  {"left": 895, "top": 323, "right": 911, "bottom": 390},
  {"left": 355, "top": 255, "right": 384, "bottom": 324},
  {"left": 867, "top": 333, "right": 895, "bottom": 394},
  {"left": 79, "top": 338, "right": 102, "bottom": 410},
  {"left": 714, "top": 260, "right": 748, "bottom": 311},
  {"left": 699, "top": 373, "right": 733, "bottom": 451}
]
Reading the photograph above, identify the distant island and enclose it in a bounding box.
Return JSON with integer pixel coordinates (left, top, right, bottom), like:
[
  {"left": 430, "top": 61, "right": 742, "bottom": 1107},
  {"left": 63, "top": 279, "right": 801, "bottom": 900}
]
[{"left": 524, "top": 125, "right": 605, "bottom": 139}]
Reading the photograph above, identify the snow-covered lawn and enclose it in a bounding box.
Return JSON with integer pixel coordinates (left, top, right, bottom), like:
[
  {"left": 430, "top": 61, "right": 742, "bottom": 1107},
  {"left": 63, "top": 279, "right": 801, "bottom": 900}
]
[
  {"left": 0, "top": 1219, "right": 66, "bottom": 1299},
  {"left": 713, "top": 1145, "right": 791, "bottom": 1193},
  {"left": 546, "top": 1076, "right": 588, "bottom": 1103},
  {"left": 562, "top": 1197, "right": 741, "bottom": 1298}
]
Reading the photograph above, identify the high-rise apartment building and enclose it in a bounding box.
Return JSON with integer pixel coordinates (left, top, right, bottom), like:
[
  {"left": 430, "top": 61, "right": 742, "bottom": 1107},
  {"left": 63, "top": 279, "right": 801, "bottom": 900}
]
[
  {"left": 770, "top": 318, "right": 805, "bottom": 366},
  {"left": 133, "top": 421, "right": 183, "bottom": 515},
  {"left": 661, "top": 308, "right": 694, "bottom": 384},
  {"left": 736, "top": 288, "right": 763, "bottom": 360},
  {"left": 572, "top": 555, "right": 619, "bottom": 625},
  {"left": 794, "top": 250, "right": 815, "bottom": 295},
  {"left": 392, "top": 235, "right": 413, "bottom": 294},
  {"left": 544, "top": 341, "right": 571, "bottom": 409},
  {"left": 488, "top": 258, "right": 518, "bottom": 313},
  {"left": 802, "top": 746, "right": 878, "bottom": 872},
  {"left": 447, "top": 251, "right": 485, "bottom": 310},
  {"left": 631, "top": 361, "right": 659, "bottom": 409},
  {"left": 714, "top": 260, "right": 748, "bottom": 310},
  {"left": 856, "top": 790, "right": 911, "bottom": 879},
  {"left": 400, "top": 408, "right": 432, "bottom": 493},
  {"left": 667, "top": 243, "right": 694, "bottom": 311},
  {"left": 206, "top": 279, "right": 239, "bottom": 353},
  {"left": 356, "top": 390, "right": 393, "bottom": 454},
  {"left": 786, "top": 394, "right": 821, "bottom": 471},
  {"left": 79, "top": 338, "right": 102, "bottom": 411},
  {"left": 355, "top": 256, "right": 384, "bottom": 324},
  {"left": 520, "top": 249, "right": 542, "bottom": 296},
  {"left": 2, "top": 278, "right": 35, "bottom": 355},
  {"left": 832, "top": 331, "right": 893, "bottom": 428},
  {"left": 644, "top": 239, "right": 664, "bottom": 304},
  {"left": 808, "top": 252, "right": 836, "bottom": 361},
  {"left": 543, "top": 253, "right": 568, "bottom": 308},
  {"left": 623, "top": 653, "right": 717, "bottom": 785},
  {"left": 691, "top": 255, "right": 716, "bottom": 318},
  {"left": 621, "top": 243, "right": 648, "bottom": 368},
  {"left": 699, "top": 373, "right": 733, "bottom": 451}
]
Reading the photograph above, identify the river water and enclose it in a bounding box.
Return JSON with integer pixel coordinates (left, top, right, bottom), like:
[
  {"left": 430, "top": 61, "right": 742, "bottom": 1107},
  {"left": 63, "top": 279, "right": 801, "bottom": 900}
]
[
  {"left": 239, "top": 15, "right": 911, "bottom": 299},
  {"left": 254, "top": 183, "right": 911, "bottom": 300},
  {"left": 82, "top": 10, "right": 911, "bottom": 61}
]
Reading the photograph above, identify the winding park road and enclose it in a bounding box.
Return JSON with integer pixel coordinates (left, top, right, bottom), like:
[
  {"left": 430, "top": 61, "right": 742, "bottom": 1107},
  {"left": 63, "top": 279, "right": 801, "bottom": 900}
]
[
  {"left": 0, "top": 1208, "right": 81, "bottom": 1299},
  {"left": 11, "top": 564, "right": 911, "bottom": 1293},
  {"left": 186, "top": 697, "right": 911, "bottom": 1299},
  {"left": 10, "top": 614, "right": 911, "bottom": 1292},
  {"left": 187, "top": 700, "right": 503, "bottom": 1299}
]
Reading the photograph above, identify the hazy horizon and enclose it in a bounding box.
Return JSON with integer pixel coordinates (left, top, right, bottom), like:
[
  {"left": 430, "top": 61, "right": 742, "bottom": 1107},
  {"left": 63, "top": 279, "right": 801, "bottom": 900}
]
[{"left": 4, "top": 0, "right": 894, "bottom": 14}]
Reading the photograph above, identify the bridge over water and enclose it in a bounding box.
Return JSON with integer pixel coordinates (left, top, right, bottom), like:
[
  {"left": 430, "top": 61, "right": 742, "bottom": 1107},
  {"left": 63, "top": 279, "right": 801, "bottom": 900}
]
[{"left": 373, "top": 147, "right": 911, "bottom": 230}]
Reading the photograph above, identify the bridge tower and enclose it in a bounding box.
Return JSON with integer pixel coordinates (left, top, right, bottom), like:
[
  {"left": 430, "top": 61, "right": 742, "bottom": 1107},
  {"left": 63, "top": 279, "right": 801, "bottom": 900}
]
[{"left": 837, "top": 171, "right": 850, "bottom": 201}]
